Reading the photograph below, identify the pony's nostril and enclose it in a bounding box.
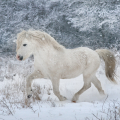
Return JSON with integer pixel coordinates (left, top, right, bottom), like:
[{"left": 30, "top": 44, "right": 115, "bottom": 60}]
[
  {"left": 19, "top": 56, "right": 23, "bottom": 60},
  {"left": 16, "top": 55, "right": 23, "bottom": 60}
]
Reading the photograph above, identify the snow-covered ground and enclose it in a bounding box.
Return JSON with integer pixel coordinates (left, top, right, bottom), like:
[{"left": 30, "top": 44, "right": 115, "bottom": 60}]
[{"left": 0, "top": 52, "right": 120, "bottom": 120}]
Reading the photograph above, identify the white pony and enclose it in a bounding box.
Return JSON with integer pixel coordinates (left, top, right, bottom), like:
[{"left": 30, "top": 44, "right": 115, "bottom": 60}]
[{"left": 16, "top": 30, "right": 116, "bottom": 102}]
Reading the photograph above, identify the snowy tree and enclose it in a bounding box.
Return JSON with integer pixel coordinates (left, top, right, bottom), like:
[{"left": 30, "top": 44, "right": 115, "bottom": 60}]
[{"left": 0, "top": 0, "right": 120, "bottom": 54}]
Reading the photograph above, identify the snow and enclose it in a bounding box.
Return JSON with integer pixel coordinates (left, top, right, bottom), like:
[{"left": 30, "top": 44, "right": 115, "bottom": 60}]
[
  {"left": 0, "top": 54, "right": 120, "bottom": 120},
  {"left": 0, "top": 101, "right": 108, "bottom": 120}
]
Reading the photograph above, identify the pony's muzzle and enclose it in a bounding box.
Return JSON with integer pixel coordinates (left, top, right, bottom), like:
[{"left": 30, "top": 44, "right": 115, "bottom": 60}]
[
  {"left": 19, "top": 56, "right": 23, "bottom": 60},
  {"left": 16, "top": 55, "right": 23, "bottom": 61}
]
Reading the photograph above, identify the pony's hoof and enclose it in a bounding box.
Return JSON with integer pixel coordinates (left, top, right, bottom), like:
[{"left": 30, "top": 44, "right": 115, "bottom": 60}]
[
  {"left": 63, "top": 97, "right": 67, "bottom": 101},
  {"left": 100, "top": 90, "right": 105, "bottom": 95},
  {"left": 72, "top": 95, "right": 78, "bottom": 102},
  {"left": 27, "top": 95, "right": 32, "bottom": 98},
  {"left": 60, "top": 96, "right": 67, "bottom": 101}
]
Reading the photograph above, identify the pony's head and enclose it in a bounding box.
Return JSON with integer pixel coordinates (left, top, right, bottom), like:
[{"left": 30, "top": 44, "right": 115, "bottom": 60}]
[
  {"left": 16, "top": 30, "right": 65, "bottom": 61},
  {"left": 16, "top": 31, "right": 36, "bottom": 61}
]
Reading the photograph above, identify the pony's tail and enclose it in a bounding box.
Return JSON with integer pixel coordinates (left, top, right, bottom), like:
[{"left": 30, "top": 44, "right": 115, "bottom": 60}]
[{"left": 96, "top": 49, "right": 117, "bottom": 84}]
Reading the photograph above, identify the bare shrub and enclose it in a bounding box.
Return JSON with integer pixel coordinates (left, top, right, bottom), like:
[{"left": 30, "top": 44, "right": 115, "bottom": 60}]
[{"left": 92, "top": 100, "right": 120, "bottom": 120}]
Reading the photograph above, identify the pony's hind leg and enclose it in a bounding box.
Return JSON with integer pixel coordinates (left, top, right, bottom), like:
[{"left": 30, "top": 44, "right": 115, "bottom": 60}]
[
  {"left": 92, "top": 75, "right": 105, "bottom": 95},
  {"left": 72, "top": 75, "right": 91, "bottom": 102}
]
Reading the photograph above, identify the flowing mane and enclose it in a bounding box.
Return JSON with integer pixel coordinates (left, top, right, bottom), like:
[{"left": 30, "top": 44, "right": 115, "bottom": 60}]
[{"left": 17, "top": 30, "right": 65, "bottom": 51}]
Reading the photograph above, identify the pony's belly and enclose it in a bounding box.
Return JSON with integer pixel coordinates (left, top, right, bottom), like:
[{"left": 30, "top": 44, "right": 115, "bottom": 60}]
[{"left": 61, "top": 69, "right": 83, "bottom": 79}]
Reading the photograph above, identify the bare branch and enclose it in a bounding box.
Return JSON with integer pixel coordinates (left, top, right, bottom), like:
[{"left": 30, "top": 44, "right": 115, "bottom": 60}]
[
  {"left": 92, "top": 114, "right": 101, "bottom": 120},
  {"left": 102, "top": 95, "right": 108, "bottom": 110},
  {"left": 0, "top": 100, "right": 14, "bottom": 116}
]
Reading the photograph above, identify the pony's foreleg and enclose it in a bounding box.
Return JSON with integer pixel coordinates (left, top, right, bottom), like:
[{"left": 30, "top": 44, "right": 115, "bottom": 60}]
[
  {"left": 51, "top": 79, "right": 66, "bottom": 101},
  {"left": 26, "top": 71, "right": 42, "bottom": 98}
]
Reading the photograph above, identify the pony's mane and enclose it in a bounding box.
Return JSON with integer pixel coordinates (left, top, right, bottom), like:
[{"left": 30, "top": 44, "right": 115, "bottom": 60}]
[{"left": 16, "top": 30, "right": 65, "bottom": 52}]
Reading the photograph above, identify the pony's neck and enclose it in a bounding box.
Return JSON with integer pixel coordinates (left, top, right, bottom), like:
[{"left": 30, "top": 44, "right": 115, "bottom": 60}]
[
  {"left": 33, "top": 45, "right": 64, "bottom": 62},
  {"left": 34, "top": 45, "right": 54, "bottom": 57}
]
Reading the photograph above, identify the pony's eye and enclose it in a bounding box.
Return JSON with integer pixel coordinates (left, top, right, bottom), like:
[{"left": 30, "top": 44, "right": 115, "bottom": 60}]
[{"left": 23, "top": 44, "right": 27, "bottom": 46}]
